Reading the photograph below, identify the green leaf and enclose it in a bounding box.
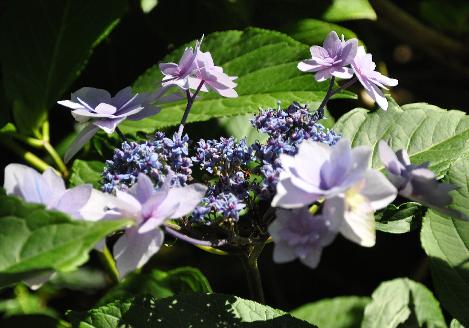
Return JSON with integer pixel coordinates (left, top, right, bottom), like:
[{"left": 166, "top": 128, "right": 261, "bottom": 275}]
[
  {"left": 375, "top": 202, "right": 425, "bottom": 234},
  {"left": 333, "top": 101, "right": 469, "bottom": 178},
  {"left": 120, "top": 27, "right": 355, "bottom": 135},
  {"left": 71, "top": 293, "right": 315, "bottom": 327},
  {"left": 362, "top": 278, "right": 447, "bottom": 328},
  {"left": 98, "top": 267, "right": 212, "bottom": 305},
  {"left": 450, "top": 319, "right": 464, "bottom": 328},
  {"left": 421, "top": 154, "right": 469, "bottom": 326},
  {"left": 0, "top": 194, "right": 130, "bottom": 288},
  {"left": 141, "top": 0, "right": 159, "bottom": 13},
  {"left": 0, "top": 284, "right": 57, "bottom": 317},
  {"left": 0, "top": 0, "right": 127, "bottom": 133},
  {"left": 219, "top": 114, "right": 268, "bottom": 145},
  {"left": 49, "top": 268, "right": 108, "bottom": 291},
  {"left": 282, "top": 19, "right": 358, "bottom": 46},
  {"left": 0, "top": 314, "right": 64, "bottom": 328},
  {"left": 69, "top": 160, "right": 104, "bottom": 188},
  {"left": 291, "top": 296, "right": 370, "bottom": 328},
  {"left": 323, "top": 0, "right": 377, "bottom": 21}
]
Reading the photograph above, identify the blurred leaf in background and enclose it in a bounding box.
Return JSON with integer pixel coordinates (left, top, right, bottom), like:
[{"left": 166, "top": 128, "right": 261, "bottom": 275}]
[{"left": 0, "top": 0, "right": 127, "bottom": 134}]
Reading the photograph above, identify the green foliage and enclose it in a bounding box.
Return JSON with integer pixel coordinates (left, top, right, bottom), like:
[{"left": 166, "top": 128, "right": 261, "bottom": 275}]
[
  {"left": 71, "top": 293, "right": 315, "bottom": 327},
  {"left": 323, "top": 0, "right": 377, "bottom": 21},
  {"left": 0, "top": 284, "right": 56, "bottom": 317},
  {"left": 0, "top": 194, "right": 130, "bottom": 288},
  {"left": 334, "top": 100, "right": 469, "bottom": 178},
  {"left": 375, "top": 202, "right": 425, "bottom": 234},
  {"left": 0, "top": 0, "right": 127, "bottom": 133},
  {"left": 421, "top": 155, "right": 469, "bottom": 326},
  {"left": 450, "top": 319, "right": 464, "bottom": 328},
  {"left": 291, "top": 296, "right": 370, "bottom": 328},
  {"left": 0, "top": 314, "right": 64, "bottom": 328},
  {"left": 362, "top": 278, "right": 447, "bottom": 328},
  {"left": 98, "top": 267, "right": 212, "bottom": 305},
  {"left": 420, "top": 0, "right": 469, "bottom": 35},
  {"left": 282, "top": 19, "right": 358, "bottom": 46},
  {"left": 69, "top": 160, "right": 104, "bottom": 188},
  {"left": 120, "top": 27, "right": 354, "bottom": 135}
]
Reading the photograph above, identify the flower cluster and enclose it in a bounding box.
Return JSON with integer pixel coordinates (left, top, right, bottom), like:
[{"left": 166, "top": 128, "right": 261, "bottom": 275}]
[
  {"left": 102, "top": 131, "right": 192, "bottom": 193},
  {"left": 251, "top": 102, "right": 340, "bottom": 198},
  {"left": 270, "top": 139, "right": 398, "bottom": 268},
  {"left": 191, "top": 137, "right": 254, "bottom": 223}
]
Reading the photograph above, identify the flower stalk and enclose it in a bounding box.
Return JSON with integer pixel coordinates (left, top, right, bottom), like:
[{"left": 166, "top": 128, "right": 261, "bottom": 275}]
[
  {"left": 180, "top": 80, "right": 205, "bottom": 126},
  {"left": 239, "top": 240, "right": 267, "bottom": 304}
]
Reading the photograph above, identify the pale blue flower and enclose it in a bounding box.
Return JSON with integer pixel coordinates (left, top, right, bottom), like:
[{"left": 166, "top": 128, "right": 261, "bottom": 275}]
[
  {"left": 104, "top": 173, "right": 207, "bottom": 277},
  {"left": 272, "top": 139, "right": 397, "bottom": 247},
  {"left": 379, "top": 140, "right": 467, "bottom": 220},
  {"left": 268, "top": 205, "right": 340, "bottom": 268},
  {"left": 58, "top": 86, "right": 174, "bottom": 163},
  {"left": 352, "top": 47, "right": 398, "bottom": 110}
]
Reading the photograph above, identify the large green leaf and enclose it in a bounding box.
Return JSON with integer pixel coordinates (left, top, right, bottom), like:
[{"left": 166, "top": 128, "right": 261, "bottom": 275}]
[
  {"left": 120, "top": 27, "right": 355, "bottom": 135},
  {"left": 0, "top": 0, "right": 127, "bottom": 133},
  {"left": 71, "top": 293, "right": 315, "bottom": 327},
  {"left": 69, "top": 160, "right": 104, "bottom": 189},
  {"left": 291, "top": 296, "right": 370, "bottom": 328},
  {"left": 282, "top": 19, "right": 358, "bottom": 46},
  {"left": 323, "top": 0, "right": 377, "bottom": 21},
  {"left": 362, "top": 278, "right": 447, "bottom": 328},
  {"left": 334, "top": 100, "right": 469, "bottom": 231},
  {"left": 0, "top": 194, "right": 130, "bottom": 288},
  {"left": 375, "top": 202, "right": 425, "bottom": 234},
  {"left": 421, "top": 154, "right": 469, "bottom": 326},
  {"left": 98, "top": 267, "right": 212, "bottom": 305},
  {"left": 334, "top": 100, "right": 469, "bottom": 178}
]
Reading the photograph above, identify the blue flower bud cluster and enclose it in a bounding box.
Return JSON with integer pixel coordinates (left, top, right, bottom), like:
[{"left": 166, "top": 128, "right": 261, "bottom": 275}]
[
  {"left": 102, "top": 131, "right": 192, "bottom": 193},
  {"left": 191, "top": 137, "right": 255, "bottom": 223},
  {"left": 251, "top": 102, "right": 340, "bottom": 198},
  {"left": 101, "top": 102, "right": 340, "bottom": 224}
]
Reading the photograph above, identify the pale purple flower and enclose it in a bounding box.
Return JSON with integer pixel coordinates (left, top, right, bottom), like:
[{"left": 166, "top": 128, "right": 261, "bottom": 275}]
[
  {"left": 188, "top": 49, "right": 238, "bottom": 97},
  {"left": 272, "top": 139, "right": 397, "bottom": 247},
  {"left": 298, "top": 31, "right": 358, "bottom": 82},
  {"left": 160, "top": 39, "right": 200, "bottom": 89},
  {"left": 352, "top": 46, "right": 398, "bottom": 110},
  {"left": 268, "top": 205, "right": 340, "bottom": 268},
  {"left": 4, "top": 164, "right": 92, "bottom": 219},
  {"left": 58, "top": 86, "right": 171, "bottom": 163},
  {"left": 160, "top": 38, "right": 238, "bottom": 98},
  {"left": 3, "top": 164, "right": 104, "bottom": 289},
  {"left": 105, "top": 173, "right": 207, "bottom": 277},
  {"left": 378, "top": 141, "right": 467, "bottom": 220}
]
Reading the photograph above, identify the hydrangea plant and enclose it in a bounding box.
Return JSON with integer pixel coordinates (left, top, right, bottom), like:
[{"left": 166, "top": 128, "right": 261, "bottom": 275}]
[{"left": 1, "top": 17, "right": 468, "bottom": 328}]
